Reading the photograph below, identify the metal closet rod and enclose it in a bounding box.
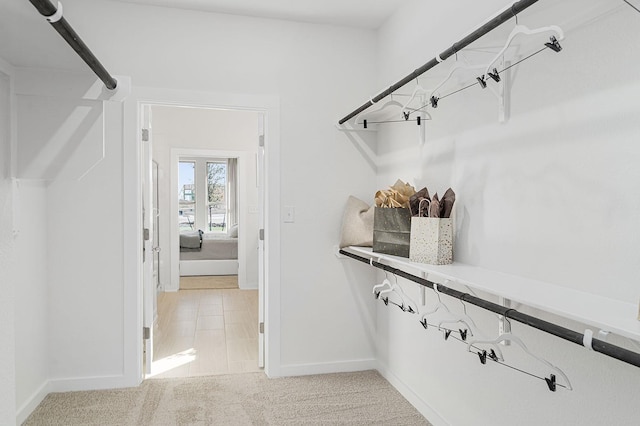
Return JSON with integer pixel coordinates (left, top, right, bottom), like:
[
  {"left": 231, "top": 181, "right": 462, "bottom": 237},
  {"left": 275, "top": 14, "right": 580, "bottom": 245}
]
[
  {"left": 28, "top": 0, "right": 117, "bottom": 90},
  {"left": 338, "top": 249, "right": 640, "bottom": 369},
  {"left": 338, "top": 0, "right": 541, "bottom": 125}
]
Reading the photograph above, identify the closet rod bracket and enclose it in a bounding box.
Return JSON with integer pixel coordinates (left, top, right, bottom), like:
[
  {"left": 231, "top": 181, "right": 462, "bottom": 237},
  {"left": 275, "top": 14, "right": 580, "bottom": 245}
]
[{"left": 499, "top": 297, "right": 512, "bottom": 344}]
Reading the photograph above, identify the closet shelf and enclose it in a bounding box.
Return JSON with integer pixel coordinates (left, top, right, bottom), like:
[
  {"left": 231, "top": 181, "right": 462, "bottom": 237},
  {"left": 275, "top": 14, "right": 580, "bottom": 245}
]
[{"left": 344, "top": 246, "right": 640, "bottom": 343}]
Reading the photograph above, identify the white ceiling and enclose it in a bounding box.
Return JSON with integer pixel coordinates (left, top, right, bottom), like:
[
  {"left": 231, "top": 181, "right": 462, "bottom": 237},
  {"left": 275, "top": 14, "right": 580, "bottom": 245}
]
[
  {"left": 107, "top": 0, "right": 406, "bottom": 29},
  {"left": 0, "top": 0, "right": 405, "bottom": 70}
]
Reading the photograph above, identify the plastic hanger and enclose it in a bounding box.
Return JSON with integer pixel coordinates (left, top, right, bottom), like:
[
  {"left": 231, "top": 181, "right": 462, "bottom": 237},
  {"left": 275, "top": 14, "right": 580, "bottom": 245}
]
[
  {"left": 373, "top": 278, "right": 392, "bottom": 298},
  {"left": 482, "top": 22, "right": 564, "bottom": 81},
  {"left": 379, "top": 273, "right": 419, "bottom": 313},
  {"left": 401, "top": 79, "right": 430, "bottom": 117},
  {"left": 371, "top": 269, "right": 413, "bottom": 312},
  {"left": 420, "top": 281, "right": 504, "bottom": 361},
  {"left": 419, "top": 282, "right": 451, "bottom": 327},
  {"left": 437, "top": 293, "right": 476, "bottom": 328},
  {"left": 419, "top": 282, "right": 464, "bottom": 330},
  {"left": 466, "top": 332, "right": 572, "bottom": 391},
  {"left": 372, "top": 268, "right": 393, "bottom": 298},
  {"left": 371, "top": 258, "right": 389, "bottom": 296},
  {"left": 373, "top": 277, "right": 400, "bottom": 309},
  {"left": 355, "top": 95, "right": 403, "bottom": 126},
  {"left": 429, "top": 53, "right": 487, "bottom": 102}
]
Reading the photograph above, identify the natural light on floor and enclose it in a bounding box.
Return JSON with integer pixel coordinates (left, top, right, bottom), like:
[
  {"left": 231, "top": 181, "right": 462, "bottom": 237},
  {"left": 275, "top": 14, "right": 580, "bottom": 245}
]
[{"left": 147, "top": 348, "right": 197, "bottom": 378}]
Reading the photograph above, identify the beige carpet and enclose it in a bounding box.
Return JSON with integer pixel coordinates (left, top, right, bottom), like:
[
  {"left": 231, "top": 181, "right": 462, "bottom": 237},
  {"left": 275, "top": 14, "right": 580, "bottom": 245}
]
[
  {"left": 23, "top": 370, "right": 430, "bottom": 425},
  {"left": 180, "top": 275, "right": 239, "bottom": 290}
]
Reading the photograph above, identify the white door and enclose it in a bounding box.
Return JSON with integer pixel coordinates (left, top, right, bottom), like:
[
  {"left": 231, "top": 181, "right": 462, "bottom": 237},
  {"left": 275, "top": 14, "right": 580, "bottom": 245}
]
[
  {"left": 152, "top": 160, "right": 160, "bottom": 293},
  {"left": 142, "top": 104, "right": 156, "bottom": 376},
  {"left": 257, "top": 114, "right": 266, "bottom": 368}
]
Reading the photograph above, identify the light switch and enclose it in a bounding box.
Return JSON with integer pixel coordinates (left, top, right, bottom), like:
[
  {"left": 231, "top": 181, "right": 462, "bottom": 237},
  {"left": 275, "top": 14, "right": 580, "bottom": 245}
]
[{"left": 283, "top": 206, "right": 295, "bottom": 223}]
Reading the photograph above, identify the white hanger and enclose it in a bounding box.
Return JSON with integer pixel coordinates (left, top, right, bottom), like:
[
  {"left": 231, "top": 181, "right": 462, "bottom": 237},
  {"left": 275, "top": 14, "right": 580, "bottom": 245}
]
[
  {"left": 401, "top": 80, "right": 430, "bottom": 116},
  {"left": 355, "top": 96, "right": 403, "bottom": 125},
  {"left": 467, "top": 332, "right": 572, "bottom": 390},
  {"left": 436, "top": 316, "right": 506, "bottom": 361},
  {"left": 436, "top": 316, "right": 504, "bottom": 361},
  {"left": 373, "top": 277, "right": 392, "bottom": 297},
  {"left": 437, "top": 308, "right": 479, "bottom": 338},
  {"left": 420, "top": 282, "right": 457, "bottom": 328},
  {"left": 482, "top": 23, "right": 564, "bottom": 80},
  {"left": 436, "top": 294, "right": 477, "bottom": 328},
  {"left": 420, "top": 282, "right": 451, "bottom": 324},
  {"left": 378, "top": 273, "right": 419, "bottom": 313},
  {"left": 429, "top": 54, "right": 487, "bottom": 100},
  {"left": 372, "top": 264, "right": 392, "bottom": 296},
  {"left": 421, "top": 283, "right": 504, "bottom": 360}
]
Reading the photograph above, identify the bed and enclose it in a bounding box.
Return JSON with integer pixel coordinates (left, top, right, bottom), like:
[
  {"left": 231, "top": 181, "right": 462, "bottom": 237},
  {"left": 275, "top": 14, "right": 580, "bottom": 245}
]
[{"left": 179, "top": 231, "right": 238, "bottom": 276}]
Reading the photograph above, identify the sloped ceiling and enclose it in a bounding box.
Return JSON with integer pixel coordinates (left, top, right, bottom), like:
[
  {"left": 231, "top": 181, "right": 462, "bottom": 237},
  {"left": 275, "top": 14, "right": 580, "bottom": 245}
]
[
  {"left": 107, "top": 0, "right": 407, "bottom": 29},
  {"left": 0, "top": 0, "right": 404, "bottom": 70}
]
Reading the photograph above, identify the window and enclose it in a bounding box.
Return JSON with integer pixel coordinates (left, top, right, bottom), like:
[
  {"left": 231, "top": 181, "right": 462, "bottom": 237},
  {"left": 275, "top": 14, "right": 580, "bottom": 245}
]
[
  {"left": 178, "top": 157, "right": 234, "bottom": 234},
  {"left": 178, "top": 161, "right": 195, "bottom": 231},
  {"left": 207, "top": 161, "right": 227, "bottom": 232}
]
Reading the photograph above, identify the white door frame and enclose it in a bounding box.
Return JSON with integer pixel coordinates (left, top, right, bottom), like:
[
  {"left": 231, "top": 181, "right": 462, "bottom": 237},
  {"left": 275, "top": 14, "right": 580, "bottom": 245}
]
[
  {"left": 141, "top": 104, "right": 155, "bottom": 375},
  {"left": 123, "top": 87, "right": 282, "bottom": 385}
]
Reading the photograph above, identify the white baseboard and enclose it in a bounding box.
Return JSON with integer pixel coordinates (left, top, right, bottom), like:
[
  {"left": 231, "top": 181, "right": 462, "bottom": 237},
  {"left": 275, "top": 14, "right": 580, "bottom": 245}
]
[
  {"left": 16, "top": 381, "right": 51, "bottom": 425},
  {"left": 239, "top": 280, "right": 258, "bottom": 290},
  {"left": 376, "top": 363, "right": 449, "bottom": 426},
  {"left": 277, "top": 358, "right": 377, "bottom": 377},
  {"left": 16, "top": 374, "right": 138, "bottom": 424},
  {"left": 48, "top": 374, "right": 135, "bottom": 393}
]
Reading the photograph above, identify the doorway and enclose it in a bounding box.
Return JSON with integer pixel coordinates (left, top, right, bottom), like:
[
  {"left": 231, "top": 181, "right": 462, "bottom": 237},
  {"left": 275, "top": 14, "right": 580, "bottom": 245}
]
[{"left": 141, "top": 104, "right": 266, "bottom": 378}]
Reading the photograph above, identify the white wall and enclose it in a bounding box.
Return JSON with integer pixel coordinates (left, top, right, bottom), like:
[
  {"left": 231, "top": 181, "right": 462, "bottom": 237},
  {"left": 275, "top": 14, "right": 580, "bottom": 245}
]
[
  {"left": 4, "top": 0, "right": 639, "bottom": 423},
  {"left": 1, "top": 58, "right": 52, "bottom": 425},
  {"left": 6, "top": 0, "right": 379, "bottom": 400},
  {"left": 150, "top": 106, "right": 260, "bottom": 290},
  {"left": 0, "top": 59, "right": 17, "bottom": 426},
  {"left": 355, "top": 0, "right": 640, "bottom": 424},
  {"left": 12, "top": 69, "right": 127, "bottom": 393},
  {"left": 64, "top": 0, "right": 379, "bottom": 376},
  {"left": 14, "top": 180, "right": 49, "bottom": 418}
]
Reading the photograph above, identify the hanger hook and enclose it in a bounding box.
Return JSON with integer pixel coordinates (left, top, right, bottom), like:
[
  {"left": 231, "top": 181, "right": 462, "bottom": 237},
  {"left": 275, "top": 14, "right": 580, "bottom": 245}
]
[
  {"left": 510, "top": 4, "right": 519, "bottom": 25},
  {"left": 459, "top": 297, "right": 468, "bottom": 316},
  {"left": 432, "top": 283, "right": 442, "bottom": 304},
  {"left": 504, "top": 315, "right": 512, "bottom": 330}
]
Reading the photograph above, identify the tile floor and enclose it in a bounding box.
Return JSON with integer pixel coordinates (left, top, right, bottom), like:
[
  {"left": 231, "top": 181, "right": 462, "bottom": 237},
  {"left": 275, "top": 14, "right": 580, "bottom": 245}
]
[{"left": 151, "top": 288, "right": 260, "bottom": 378}]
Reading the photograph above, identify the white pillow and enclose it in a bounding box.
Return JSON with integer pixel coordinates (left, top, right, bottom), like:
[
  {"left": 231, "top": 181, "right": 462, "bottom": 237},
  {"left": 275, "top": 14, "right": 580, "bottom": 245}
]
[
  {"left": 229, "top": 224, "right": 239, "bottom": 238},
  {"left": 339, "top": 196, "right": 374, "bottom": 248}
]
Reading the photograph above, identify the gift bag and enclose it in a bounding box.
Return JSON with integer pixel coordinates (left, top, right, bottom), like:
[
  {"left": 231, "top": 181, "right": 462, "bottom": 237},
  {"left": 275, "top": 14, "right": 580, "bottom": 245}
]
[
  {"left": 373, "top": 207, "right": 412, "bottom": 258},
  {"left": 409, "top": 199, "right": 453, "bottom": 265},
  {"left": 409, "top": 217, "right": 453, "bottom": 264}
]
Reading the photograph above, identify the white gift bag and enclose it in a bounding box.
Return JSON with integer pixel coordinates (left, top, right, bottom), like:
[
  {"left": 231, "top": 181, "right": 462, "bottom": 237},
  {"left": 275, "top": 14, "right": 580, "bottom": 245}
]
[
  {"left": 409, "top": 200, "right": 453, "bottom": 265},
  {"left": 409, "top": 217, "right": 453, "bottom": 265},
  {"left": 409, "top": 216, "right": 453, "bottom": 265}
]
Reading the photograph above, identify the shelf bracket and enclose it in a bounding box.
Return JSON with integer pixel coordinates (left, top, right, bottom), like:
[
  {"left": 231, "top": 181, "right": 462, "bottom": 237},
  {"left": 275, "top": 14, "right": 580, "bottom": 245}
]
[{"left": 498, "top": 296, "right": 512, "bottom": 345}]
